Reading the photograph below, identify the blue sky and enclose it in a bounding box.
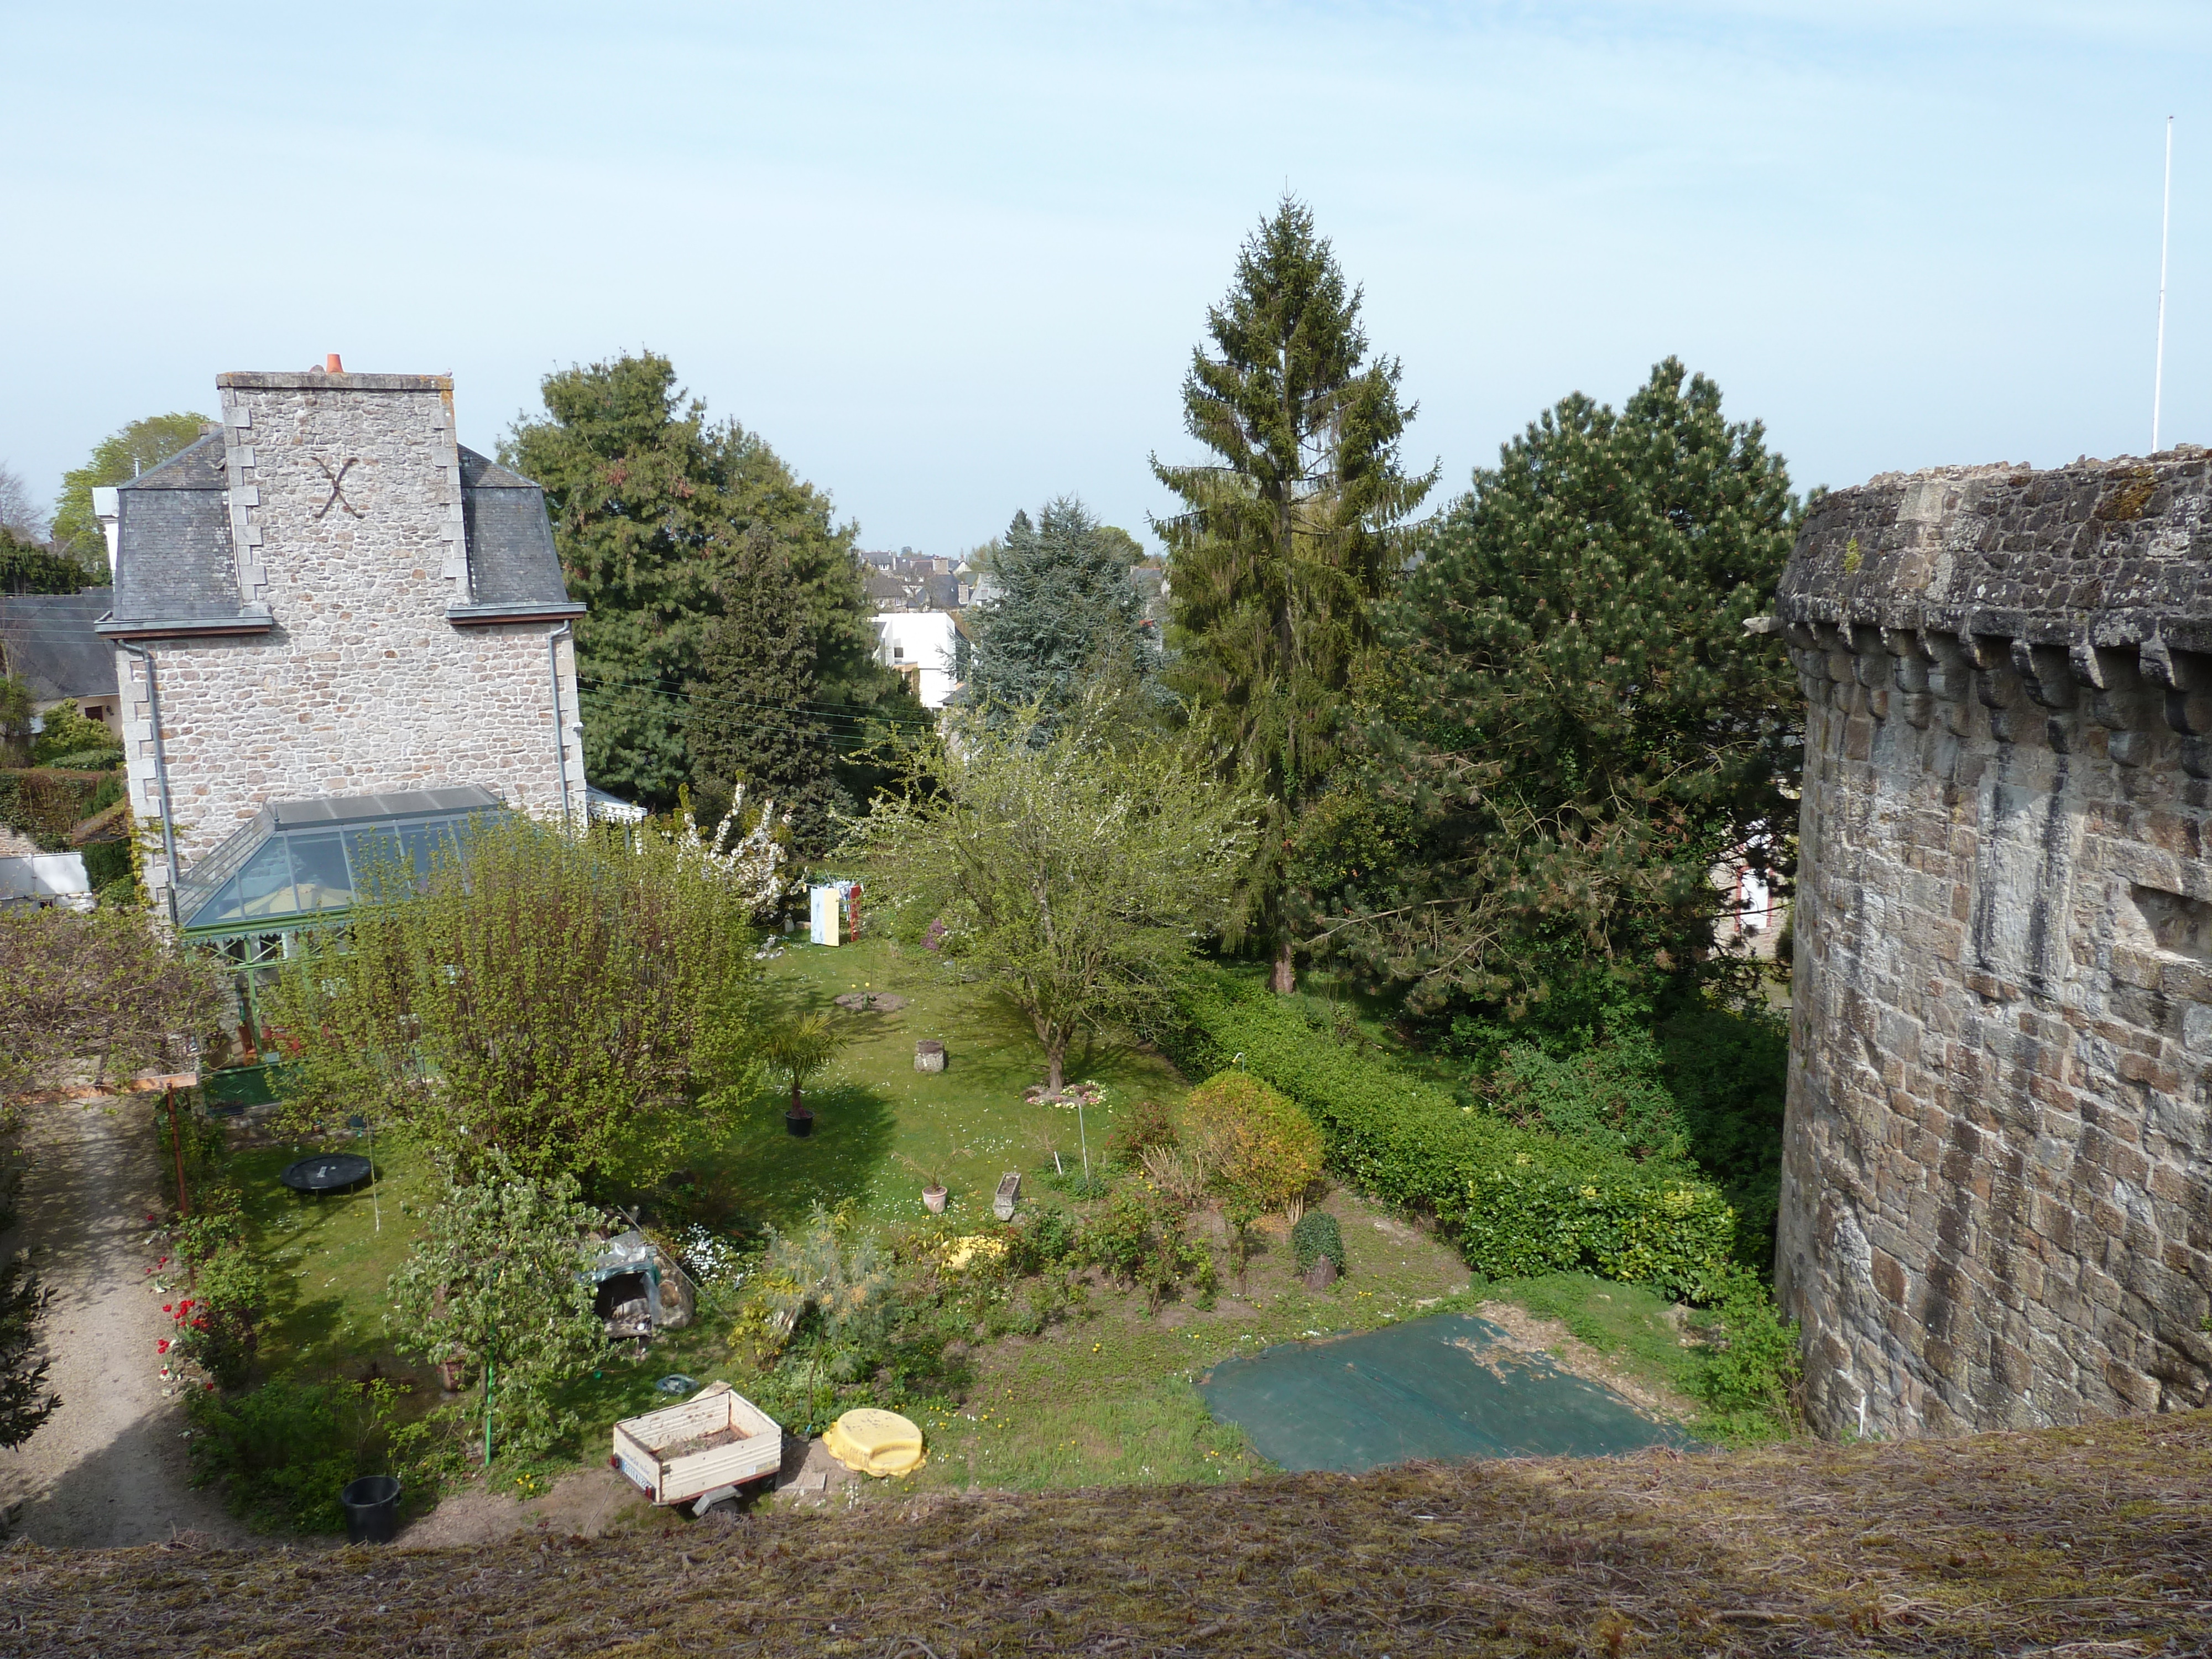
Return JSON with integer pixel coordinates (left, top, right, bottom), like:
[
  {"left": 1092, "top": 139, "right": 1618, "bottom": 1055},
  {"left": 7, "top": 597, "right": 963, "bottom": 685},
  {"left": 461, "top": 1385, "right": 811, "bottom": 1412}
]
[{"left": 2, "top": 2, "right": 2207, "bottom": 555}]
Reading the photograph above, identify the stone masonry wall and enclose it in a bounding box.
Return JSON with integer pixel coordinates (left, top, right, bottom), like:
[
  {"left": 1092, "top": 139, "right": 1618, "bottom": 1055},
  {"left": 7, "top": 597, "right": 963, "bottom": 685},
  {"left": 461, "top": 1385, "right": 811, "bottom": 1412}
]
[
  {"left": 1775, "top": 451, "right": 2212, "bottom": 1439},
  {"left": 116, "top": 373, "right": 585, "bottom": 911}
]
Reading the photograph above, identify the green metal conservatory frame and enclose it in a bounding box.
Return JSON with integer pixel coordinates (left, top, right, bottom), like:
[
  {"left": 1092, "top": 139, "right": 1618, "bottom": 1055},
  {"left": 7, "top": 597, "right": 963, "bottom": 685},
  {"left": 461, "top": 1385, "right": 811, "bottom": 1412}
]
[{"left": 176, "top": 785, "right": 508, "bottom": 1070}]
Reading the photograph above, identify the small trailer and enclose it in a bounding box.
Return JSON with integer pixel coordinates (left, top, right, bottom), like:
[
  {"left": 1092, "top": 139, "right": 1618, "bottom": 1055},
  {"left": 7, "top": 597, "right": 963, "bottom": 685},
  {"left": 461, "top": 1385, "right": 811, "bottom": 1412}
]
[{"left": 611, "top": 1383, "right": 782, "bottom": 1512}]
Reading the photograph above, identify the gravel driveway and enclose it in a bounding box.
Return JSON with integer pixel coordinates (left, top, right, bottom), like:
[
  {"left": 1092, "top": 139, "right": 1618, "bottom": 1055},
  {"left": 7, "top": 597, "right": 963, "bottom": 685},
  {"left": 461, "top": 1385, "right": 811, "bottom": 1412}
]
[{"left": 0, "top": 1093, "right": 242, "bottom": 1546}]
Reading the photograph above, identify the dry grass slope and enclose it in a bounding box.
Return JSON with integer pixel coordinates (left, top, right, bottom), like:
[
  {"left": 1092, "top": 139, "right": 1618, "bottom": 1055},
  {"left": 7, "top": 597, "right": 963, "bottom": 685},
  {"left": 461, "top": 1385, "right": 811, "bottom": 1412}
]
[{"left": 9, "top": 1412, "right": 2212, "bottom": 1656}]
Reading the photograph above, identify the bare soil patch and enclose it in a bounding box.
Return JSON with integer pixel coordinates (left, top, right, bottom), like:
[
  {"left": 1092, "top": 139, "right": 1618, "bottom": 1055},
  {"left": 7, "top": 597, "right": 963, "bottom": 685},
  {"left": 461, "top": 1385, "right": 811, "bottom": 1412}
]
[{"left": 1475, "top": 1297, "right": 1699, "bottom": 1423}]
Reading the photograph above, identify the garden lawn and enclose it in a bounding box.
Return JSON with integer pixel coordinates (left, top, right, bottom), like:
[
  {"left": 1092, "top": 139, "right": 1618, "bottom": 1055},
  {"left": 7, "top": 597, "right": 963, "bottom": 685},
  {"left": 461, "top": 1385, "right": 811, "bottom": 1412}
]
[
  {"left": 211, "top": 933, "right": 1741, "bottom": 1515},
  {"left": 697, "top": 936, "right": 1193, "bottom": 1233},
  {"left": 227, "top": 1129, "right": 431, "bottom": 1383}
]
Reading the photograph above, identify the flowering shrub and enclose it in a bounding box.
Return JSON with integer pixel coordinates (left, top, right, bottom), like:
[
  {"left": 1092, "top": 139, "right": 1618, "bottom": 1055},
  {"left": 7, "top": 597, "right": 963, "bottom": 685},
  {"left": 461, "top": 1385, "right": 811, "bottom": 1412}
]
[
  {"left": 167, "top": 1248, "right": 272, "bottom": 1390},
  {"left": 674, "top": 1223, "right": 743, "bottom": 1288}
]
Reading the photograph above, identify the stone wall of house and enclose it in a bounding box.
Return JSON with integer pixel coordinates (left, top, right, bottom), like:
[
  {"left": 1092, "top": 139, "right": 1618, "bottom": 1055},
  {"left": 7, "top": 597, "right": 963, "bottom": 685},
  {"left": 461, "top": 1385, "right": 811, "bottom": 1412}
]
[
  {"left": 1775, "top": 451, "right": 2212, "bottom": 1439},
  {"left": 115, "top": 372, "right": 585, "bottom": 913}
]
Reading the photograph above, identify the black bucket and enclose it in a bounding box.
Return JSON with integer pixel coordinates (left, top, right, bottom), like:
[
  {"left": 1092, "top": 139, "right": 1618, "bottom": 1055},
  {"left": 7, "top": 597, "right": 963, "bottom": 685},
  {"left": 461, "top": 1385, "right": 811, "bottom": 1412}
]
[{"left": 340, "top": 1474, "right": 402, "bottom": 1543}]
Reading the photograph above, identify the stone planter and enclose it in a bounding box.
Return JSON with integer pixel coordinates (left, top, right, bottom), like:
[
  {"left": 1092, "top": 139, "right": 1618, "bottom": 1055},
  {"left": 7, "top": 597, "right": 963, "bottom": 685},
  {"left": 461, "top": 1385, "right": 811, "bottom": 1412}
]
[
  {"left": 914, "top": 1040, "right": 946, "bottom": 1073},
  {"left": 922, "top": 1184, "right": 948, "bottom": 1214}
]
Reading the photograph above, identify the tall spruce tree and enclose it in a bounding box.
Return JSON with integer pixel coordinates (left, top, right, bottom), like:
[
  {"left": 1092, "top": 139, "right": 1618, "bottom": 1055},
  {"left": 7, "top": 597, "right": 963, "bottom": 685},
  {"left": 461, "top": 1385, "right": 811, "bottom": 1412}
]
[
  {"left": 1310, "top": 358, "right": 1801, "bottom": 1020},
  {"left": 503, "top": 353, "right": 884, "bottom": 807},
  {"left": 1151, "top": 197, "right": 1434, "bottom": 992},
  {"left": 967, "top": 497, "right": 1149, "bottom": 727},
  {"left": 686, "top": 541, "right": 852, "bottom": 855}
]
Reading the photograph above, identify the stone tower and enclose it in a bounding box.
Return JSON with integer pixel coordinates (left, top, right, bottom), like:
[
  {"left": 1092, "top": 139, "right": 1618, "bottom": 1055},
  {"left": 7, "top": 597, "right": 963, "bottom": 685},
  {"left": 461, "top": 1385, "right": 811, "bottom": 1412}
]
[{"left": 1775, "top": 451, "right": 2212, "bottom": 1438}]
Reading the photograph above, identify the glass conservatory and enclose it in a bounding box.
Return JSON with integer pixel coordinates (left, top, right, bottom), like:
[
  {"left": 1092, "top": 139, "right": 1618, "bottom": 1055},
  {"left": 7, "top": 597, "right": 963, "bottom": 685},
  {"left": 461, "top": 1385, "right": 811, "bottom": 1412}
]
[{"left": 175, "top": 785, "right": 508, "bottom": 1071}]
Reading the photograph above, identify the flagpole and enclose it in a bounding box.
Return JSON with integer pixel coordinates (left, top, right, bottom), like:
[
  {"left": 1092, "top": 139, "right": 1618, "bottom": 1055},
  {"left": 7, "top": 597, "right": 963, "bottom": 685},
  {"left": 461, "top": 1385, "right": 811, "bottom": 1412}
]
[{"left": 2154, "top": 116, "right": 2174, "bottom": 454}]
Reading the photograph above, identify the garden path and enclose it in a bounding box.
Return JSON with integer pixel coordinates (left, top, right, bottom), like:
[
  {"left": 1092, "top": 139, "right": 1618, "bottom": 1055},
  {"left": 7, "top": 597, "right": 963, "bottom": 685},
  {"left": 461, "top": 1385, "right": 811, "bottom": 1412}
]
[{"left": 0, "top": 1093, "right": 243, "bottom": 1546}]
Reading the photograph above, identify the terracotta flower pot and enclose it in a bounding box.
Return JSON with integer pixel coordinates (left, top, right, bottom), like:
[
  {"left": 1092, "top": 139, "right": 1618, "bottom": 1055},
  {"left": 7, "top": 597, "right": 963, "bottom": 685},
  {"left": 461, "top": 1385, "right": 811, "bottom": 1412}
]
[{"left": 922, "top": 1185, "right": 948, "bottom": 1214}]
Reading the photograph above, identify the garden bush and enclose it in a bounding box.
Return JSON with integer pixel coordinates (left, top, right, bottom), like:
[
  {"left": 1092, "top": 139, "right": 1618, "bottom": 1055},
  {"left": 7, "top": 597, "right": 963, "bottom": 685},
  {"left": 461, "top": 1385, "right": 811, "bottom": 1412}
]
[
  {"left": 1082, "top": 1181, "right": 1212, "bottom": 1309},
  {"left": 1184, "top": 1070, "right": 1324, "bottom": 1220},
  {"left": 1688, "top": 1265, "right": 1803, "bottom": 1436},
  {"left": 1105, "top": 1097, "right": 1179, "bottom": 1167},
  {"left": 741, "top": 1204, "right": 899, "bottom": 1380},
  {"left": 168, "top": 1245, "right": 272, "bottom": 1390},
  {"left": 185, "top": 1378, "right": 397, "bottom": 1533},
  {"left": 1291, "top": 1211, "right": 1345, "bottom": 1278},
  {"left": 1489, "top": 1034, "right": 1688, "bottom": 1162},
  {"left": 1159, "top": 969, "right": 1740, "bottom": 1301},
  {"left": 1662, "top": 1004, "right": 1788, "bottom": 1270}
]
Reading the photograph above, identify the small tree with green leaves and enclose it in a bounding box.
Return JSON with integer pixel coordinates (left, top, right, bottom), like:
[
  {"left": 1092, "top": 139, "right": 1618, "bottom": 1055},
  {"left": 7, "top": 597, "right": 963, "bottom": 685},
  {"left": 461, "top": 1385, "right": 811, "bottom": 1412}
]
[
  {"left": 267, "top": 815, "right": 761, "bottom": 1192},
  {"left": 387, "top": 1149, "right": 604, "bottom": 1463},
  {"left": 51, "top": 413, "right": 212, "bottom": 575},
  {"left": 848, "top": 693, "right": 1255, "bottom": 1093}
]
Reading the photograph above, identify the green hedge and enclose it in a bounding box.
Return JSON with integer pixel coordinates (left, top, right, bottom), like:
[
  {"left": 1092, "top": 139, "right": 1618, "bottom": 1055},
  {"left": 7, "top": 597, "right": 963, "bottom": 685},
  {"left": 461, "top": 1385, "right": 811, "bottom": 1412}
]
[{"left": 1158, "top": 970, "right": 1739, "bottom": 1302}]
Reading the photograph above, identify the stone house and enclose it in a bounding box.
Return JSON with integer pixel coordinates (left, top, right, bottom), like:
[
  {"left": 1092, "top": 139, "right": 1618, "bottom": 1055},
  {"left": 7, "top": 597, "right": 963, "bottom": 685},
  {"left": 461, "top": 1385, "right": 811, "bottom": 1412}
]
[{"left": 96, "top": 361, "right": 587, "bottom": 943}]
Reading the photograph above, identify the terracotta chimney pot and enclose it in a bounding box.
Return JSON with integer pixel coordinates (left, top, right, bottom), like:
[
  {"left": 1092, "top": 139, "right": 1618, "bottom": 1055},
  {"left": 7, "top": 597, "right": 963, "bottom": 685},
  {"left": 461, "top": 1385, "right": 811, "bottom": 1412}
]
[{"left": 325, "top": 353, "right": 344, "bottom": 373}]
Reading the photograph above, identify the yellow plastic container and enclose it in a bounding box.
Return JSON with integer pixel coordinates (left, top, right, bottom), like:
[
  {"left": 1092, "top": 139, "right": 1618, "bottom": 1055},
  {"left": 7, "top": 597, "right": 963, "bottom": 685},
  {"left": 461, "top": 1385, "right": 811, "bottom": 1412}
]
[{"left": 823, "top": 1408, "right": 925, "bottom": 1477}]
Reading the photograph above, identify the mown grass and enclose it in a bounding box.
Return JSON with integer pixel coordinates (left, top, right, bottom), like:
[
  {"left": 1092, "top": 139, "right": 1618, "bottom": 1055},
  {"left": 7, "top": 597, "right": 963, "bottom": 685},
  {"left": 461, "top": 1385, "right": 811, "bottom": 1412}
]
[
  {"left": 697, "top": 936, "right": 1192, "bottom": 1233},
  {"left": 226, "top": 1131, "right": 431, "bottom": 1383}
]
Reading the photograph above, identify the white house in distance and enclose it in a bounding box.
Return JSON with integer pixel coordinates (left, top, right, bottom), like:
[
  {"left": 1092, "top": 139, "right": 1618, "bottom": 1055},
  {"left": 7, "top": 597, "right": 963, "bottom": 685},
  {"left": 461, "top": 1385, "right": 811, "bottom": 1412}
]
[{"left": 872, "top": 610, "right": 959, "bottom": 709}]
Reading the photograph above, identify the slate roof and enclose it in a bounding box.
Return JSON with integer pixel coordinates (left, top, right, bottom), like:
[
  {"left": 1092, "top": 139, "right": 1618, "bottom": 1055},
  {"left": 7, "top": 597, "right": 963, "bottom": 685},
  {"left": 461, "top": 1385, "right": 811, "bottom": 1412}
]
[
  {"left": 452, "top": 447, "right": 581, "bottom": 622},
  {"left": 0, "top": 588, "right": 116, "bottom": 701},
  {"left": 103, "top": 432, "right": 260, "bottom": 639},
  {"left": 98, "top": 430, "right": 581, "bottom": 637}
]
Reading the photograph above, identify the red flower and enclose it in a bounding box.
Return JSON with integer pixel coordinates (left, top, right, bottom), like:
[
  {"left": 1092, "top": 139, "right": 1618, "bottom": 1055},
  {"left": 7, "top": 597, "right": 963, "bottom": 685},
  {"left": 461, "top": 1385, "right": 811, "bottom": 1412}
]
[
  {"left": 204, "top": 1381, "right": 215, "bottom": 1391},
  {"left": 162, "top": 1304, "right": 173, "bottom": 1312},
  {"left": 156, "top": 1339, "right": 170, "bottom": 1354}
]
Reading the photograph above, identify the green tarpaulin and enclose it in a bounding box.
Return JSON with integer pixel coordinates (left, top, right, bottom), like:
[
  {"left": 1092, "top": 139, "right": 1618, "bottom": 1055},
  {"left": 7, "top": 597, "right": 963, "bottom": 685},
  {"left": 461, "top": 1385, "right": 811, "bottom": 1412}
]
[{"left": 1200, "top": 1312, "right": 1694, "bottom": 1473}]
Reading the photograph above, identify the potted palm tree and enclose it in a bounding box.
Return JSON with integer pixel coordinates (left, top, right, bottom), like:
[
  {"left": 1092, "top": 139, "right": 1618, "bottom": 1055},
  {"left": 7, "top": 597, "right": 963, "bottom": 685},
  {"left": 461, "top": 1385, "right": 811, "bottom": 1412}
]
[
  {"left": 899, "top": 1153, "right": 949, "bottom": 1214},
  {"left": 761, "top": 1011, "right": 852, "bottom": 1138}
]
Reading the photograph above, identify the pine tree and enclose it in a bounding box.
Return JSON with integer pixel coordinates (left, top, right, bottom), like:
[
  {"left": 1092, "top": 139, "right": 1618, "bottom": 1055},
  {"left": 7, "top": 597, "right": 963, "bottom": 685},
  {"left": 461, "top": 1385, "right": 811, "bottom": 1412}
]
[
  {"left": 502, "top": 353, "right": 884, "bottom": 808},
  {"left": 1312, "top": 358, "right": 1801, "bottom": 1020},
  {"left": 967, "top": 497, "right": 1149, "bottom": 727},
  {"left": 687, "top": 542, "right": 852, "bottom": 856},
  {"left": 1151, "top": 197, "right": 1434, "bottom": 992}
]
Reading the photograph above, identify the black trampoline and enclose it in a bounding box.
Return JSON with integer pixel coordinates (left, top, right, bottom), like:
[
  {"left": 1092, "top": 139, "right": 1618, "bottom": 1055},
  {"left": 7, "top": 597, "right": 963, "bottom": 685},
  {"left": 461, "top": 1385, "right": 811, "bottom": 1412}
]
[{"left": 280, "top": 1153, "right": 374, "bottom": 1194}]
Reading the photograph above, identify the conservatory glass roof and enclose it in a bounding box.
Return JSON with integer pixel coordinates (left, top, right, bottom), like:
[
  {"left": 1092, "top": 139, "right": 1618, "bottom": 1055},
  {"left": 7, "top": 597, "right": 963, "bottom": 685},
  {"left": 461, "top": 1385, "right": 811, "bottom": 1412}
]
[{"left": 175, "top": 785, "right": 507, "bottom": 937}]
